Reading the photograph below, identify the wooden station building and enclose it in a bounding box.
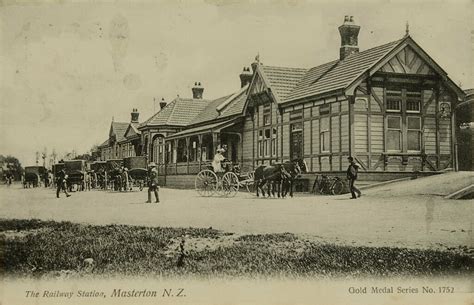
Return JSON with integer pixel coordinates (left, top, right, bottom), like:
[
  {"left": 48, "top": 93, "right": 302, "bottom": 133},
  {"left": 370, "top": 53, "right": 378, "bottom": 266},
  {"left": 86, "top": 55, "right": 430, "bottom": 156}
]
[{"left": 99, "top": 16, "right": 466, "bottom": 188}]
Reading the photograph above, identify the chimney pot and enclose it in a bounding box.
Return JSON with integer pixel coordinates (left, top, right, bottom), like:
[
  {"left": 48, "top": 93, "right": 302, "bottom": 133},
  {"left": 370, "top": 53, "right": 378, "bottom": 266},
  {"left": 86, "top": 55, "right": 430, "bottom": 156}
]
[
  {"left": 159, "top": 98, "right": 167, "bottom": 110},
  {"left": 130, "top": 108, "right": 139, "bottom": 123},
  {"left": 338, "top": 15, "right": 360, "bottom": 60},
  {"left": 239, "top": 66, "right": 253, "bottom": 88},
  {"left": 192, "top": 82, "right": 204, "bottom": 99}
]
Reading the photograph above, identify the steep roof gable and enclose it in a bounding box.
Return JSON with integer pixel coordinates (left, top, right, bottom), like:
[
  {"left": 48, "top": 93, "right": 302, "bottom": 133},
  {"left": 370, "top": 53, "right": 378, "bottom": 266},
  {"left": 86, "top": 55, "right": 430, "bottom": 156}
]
[{"left": 109, "top": 121, "right": 129, "bottom": 142}]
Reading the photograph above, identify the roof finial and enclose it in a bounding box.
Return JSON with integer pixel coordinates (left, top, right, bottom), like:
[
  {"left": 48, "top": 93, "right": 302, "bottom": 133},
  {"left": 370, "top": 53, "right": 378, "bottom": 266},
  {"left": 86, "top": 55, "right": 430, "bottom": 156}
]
[
  {"left": 255, "top": 53, "right": 260, "bottom": 63},
  {"left": 405, "top": 21, "right": 410, "bottom": 37}
]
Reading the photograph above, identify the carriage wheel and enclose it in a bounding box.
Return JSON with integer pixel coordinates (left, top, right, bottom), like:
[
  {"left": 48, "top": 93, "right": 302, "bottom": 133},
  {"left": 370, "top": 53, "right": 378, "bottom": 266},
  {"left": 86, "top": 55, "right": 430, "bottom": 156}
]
[
  {"left": 331, "top": 180, "right": 344, "bottom": 195},
  {"left": 195, "top": 170, "right": 218, "bottom": 197},
  {"left": 221, "top": 172, "right": 239, "bottom": 197}
]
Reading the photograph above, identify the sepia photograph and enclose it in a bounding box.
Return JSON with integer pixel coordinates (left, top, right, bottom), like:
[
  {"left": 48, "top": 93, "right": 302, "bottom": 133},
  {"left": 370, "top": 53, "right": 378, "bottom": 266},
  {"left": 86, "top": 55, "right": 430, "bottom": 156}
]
[{"left": 0, "top": 0, "right": 473, "bottom": 304}]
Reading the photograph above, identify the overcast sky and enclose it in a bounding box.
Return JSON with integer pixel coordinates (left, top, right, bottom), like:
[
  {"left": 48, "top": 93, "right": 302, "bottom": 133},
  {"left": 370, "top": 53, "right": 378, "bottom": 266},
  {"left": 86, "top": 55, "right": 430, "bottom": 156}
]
[{"left": 0, "top": 0, "right": 472, "bottom": 165}]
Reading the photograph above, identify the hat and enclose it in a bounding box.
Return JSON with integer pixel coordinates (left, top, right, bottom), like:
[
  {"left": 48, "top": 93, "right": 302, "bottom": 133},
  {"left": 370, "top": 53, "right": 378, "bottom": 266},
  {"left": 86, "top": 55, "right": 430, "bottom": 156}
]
[
  {"left": 347, "top": 156, "right": 354, "bottom": 161},
  {"left": 149, "top": 162, "right": 157, "bottom": 167}
]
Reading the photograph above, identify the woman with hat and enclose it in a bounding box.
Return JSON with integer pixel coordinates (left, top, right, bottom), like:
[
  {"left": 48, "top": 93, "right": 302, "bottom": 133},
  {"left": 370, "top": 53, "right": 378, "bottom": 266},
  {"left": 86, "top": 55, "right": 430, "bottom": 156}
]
[{"left": 212, "top": 147, "right": 226, "bottom": 173}]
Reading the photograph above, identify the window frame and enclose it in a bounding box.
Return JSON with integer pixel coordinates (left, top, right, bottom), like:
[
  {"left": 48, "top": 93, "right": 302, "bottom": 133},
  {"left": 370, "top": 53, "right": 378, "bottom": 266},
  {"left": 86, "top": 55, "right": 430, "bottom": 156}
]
[{"left": 386, "top": 115, "right": 402, "bottom": 152}]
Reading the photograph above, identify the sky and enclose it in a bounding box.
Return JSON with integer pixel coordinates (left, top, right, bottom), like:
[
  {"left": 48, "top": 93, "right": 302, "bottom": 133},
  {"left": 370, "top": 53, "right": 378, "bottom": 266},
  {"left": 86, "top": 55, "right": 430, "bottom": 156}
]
[{"left": 0, "top": 0, "right": 472, "bottom": 166}]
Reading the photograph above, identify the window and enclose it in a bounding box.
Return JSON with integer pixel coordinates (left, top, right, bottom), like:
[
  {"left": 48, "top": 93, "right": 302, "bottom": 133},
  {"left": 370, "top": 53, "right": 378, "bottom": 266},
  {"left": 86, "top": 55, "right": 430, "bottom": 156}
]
[
  {"left": 386, "top": 89, "right": 402, "bottom": 112},
  {"left": 320, "top": 117, "right": 330, "bottom": 152},
  {"left": 263, "top": 104, "right": 271, "bottom": 126},
  {"left": 407, "top": 117, "right": 421, "bottom": 151},
  {"left": 258, "top": 130, "right": 263, "bottom": 157},
  {"left": 271, "top": 128, "right": 277, "bottom": 156},
  {"left": 387, "top": 116, "right": 402, "bottom": 151},
  {"left": 406, "top": 91, "right": 421, "bottom": 113},
  {"left": 319, "top": 104, "right": 330, "bottom": 115},
  {"left": 264, "top": 129, "right": 271, "bottom": 156},
  {"left": 176, "top": 139, "right": 187, "bottom": 162}
]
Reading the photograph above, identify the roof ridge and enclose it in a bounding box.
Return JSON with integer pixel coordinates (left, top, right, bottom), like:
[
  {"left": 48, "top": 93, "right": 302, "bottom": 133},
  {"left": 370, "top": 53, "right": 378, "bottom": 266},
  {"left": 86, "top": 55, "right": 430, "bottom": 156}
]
[{"left": 165, "top": 98, "right": 179, "bottom": 125}]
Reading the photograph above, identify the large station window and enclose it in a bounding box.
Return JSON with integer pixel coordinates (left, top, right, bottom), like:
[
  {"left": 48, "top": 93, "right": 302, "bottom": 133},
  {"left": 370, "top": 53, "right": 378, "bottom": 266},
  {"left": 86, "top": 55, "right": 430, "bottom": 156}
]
[
  {"left": 385, "top": 88, "right": 422, "bottom": 152},
  {"left": 387, "top": 116, "right": 402, "bottom": 151},
  {"left": 320, "top": 117, "right": 330, "bottom": 153},
  {"left": 407, "top": 117, "right": 421, "bottom": 151},
  {"left": 176, "top": 139, "right": 187, "bottom": 162}
]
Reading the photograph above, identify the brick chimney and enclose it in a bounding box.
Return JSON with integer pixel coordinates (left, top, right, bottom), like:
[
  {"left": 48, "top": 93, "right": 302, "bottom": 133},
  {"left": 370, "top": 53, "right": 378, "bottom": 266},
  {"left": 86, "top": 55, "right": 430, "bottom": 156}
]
[
  {"left": 239, "top": 67, "right": 253, "bottom": 88},
  {"left": 338, "top": 15, "right": 360, "bottom": 60},
  {"left": 130, "top": 108, "right": 139, "bottom": 123},
  {"left": 192, "top": 82, "right": 204, "bottom": 99},
  {"left": 159, "top": 98, "right": 167, "bottom": 110}
]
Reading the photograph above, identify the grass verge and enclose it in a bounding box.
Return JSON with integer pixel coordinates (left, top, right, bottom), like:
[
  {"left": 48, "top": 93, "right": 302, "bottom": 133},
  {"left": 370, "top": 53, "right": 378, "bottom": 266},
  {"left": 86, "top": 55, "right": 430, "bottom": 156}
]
[{"left": 1, "top": 219, "right": 471, "bottom": 278}]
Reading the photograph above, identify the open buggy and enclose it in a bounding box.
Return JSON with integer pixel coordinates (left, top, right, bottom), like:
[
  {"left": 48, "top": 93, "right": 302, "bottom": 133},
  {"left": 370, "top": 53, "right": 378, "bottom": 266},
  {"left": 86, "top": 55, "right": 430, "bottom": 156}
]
[
  {"left": 194, "top": 161, "right": 254, "bottom": 197},
  {"left": 64, "top": 160, "right": 87, "bottom": 191},
  {"left": 106, "top": 159, "right": 124, "bottom": 191},
  {"left": 90, "top": 161, "right": 107, "bottom": 189},
  {"left": 23, "top": 166, "right": 46, "bottom": 188},
  {"left": 124, "top": 156, "right": 147, "bottom": 191}
]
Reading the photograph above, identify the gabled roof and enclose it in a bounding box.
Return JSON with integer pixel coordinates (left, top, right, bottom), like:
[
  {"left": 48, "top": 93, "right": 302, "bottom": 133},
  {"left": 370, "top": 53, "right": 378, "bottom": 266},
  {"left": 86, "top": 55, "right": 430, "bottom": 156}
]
[
  {"left": 259, "top": 66, "right": 308, "bottom": 102},
  {"left": 123, "top": 122, "right": 141, "bottom": 141},
  {"left": 139, "top": 97, "right": 212, "bottom": 128},
  {"left": 253, "top": 36, "right": 463, "bottom": 104},
  {"left": 190, "top": 84, "right": 249, "bottom": 126},
  {"left": 110, "top": 122, "right": 129, "bottom": 142},
  {"left": 286, "top": 39, "right": 402, "bottom": 102}
]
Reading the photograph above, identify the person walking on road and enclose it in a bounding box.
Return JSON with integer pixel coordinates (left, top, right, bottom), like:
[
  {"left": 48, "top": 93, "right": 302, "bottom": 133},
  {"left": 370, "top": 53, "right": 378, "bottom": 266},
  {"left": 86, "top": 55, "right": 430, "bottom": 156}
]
[
  {"left": 146, "top": 162, "right": 160, "bottom": 203},
  {"left": 56, "top": 169, "right": 71, "bottom": 198},
  {"left": 346, "top": 156, "right": 361, "bottom": 199}
]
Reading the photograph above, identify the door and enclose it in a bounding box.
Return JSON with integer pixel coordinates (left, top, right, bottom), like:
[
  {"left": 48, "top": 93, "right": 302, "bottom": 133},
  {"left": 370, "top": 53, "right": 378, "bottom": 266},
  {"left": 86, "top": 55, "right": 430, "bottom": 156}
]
[{"left": 290, "top": 123, "right": 303, "bottom": 160}]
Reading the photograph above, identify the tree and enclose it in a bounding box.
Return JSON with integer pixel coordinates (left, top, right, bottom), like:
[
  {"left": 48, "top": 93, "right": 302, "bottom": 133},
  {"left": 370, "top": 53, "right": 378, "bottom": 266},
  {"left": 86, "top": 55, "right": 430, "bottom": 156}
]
[{"left": 0, "top": 155, "right": 24, "bottom": 181}]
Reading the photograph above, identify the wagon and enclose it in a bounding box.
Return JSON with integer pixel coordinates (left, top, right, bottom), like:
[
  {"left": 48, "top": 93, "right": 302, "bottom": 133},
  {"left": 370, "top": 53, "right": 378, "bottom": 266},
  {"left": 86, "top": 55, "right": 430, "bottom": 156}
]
[
  {"left": 24, "top": 166, "right": 46, "bottom": 188},
  {"left": 123, "top": 156, "right": 148, "bottom": 191},
  {"left": 194, "top": 162, "right": 254, "bottom": 197},
  {"left": 64, "top": 160, "right": 87, "bottom": 191}
]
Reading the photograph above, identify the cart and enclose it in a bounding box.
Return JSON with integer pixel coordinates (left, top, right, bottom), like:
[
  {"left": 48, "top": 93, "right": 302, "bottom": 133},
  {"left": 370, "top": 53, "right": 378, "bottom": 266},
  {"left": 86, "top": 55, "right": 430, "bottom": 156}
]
[
  {"left": 64, "top": 160, "right": 87, "bottom": 191},
  {"left": 23, "top": 166, "right": 46, "bottom": 188},
  {"left": 194, "top": 162, "right": 253, "bottom": 197},
  {"left": 124, "top": 156, "right": 148, "bottom": 191}
]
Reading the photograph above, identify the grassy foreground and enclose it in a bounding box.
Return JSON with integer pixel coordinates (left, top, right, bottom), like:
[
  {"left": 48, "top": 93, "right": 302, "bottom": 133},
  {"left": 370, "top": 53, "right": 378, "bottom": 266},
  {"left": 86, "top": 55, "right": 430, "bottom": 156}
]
[{"left": 1, "top": 219, "right": 472, "bottom": 278}]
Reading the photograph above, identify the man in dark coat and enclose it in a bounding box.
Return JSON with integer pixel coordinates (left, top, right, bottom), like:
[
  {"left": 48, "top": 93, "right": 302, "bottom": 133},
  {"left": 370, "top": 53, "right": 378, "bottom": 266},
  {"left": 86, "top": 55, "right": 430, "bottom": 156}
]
[
  {"left": 56, "top": 169, "right": 71, "bottom": 198},
  {"left": 146, "top": 162, "right": 159, "bottom": 203},
  {"left": 346, "top": 156, "right": 361, "bottom": 199}
]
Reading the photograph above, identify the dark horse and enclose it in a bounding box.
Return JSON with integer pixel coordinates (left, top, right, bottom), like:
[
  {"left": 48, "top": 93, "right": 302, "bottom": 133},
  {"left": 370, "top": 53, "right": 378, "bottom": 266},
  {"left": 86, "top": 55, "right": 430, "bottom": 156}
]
[{"left": 254, "top": 159, "right": 308, "bottom": 198}]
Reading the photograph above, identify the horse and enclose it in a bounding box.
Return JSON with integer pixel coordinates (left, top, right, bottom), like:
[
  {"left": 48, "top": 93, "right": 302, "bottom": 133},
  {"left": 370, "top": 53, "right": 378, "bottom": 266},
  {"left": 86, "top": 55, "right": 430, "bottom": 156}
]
[
  {"left": 279, "top": 159, "right": 308, "bottom": 198},
  {"left": 254, "top": 159, "right": 308, "bottom": 198}
]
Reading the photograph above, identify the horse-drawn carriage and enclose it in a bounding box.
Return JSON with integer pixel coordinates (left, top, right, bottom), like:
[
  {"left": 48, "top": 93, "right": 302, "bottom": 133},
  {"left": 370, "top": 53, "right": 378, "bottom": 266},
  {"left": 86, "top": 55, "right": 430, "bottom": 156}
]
[
  {"left": 123, "top": 156, "right": 148, "bottom": 191},
  {"left": 64, "top": 160, "right": 87, "bottom": 191},
  {"left": 194, "top": 161, "right": 254, "bottom": 197},
  {"left": 23, "top": 166, "right": 46, "bottom": 188}
]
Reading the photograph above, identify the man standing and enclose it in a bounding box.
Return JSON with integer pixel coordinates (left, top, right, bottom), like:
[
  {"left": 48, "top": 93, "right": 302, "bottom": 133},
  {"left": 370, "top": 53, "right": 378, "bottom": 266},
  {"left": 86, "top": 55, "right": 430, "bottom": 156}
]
[
  {"left": 146, "top": 162, "right": 159, "bottom": 203},
  {"left": 56, "top": 169, "right": 71, "bottom": 198},
  {"left": 346, "top": 156, "right": 361, "bottom": 199}
]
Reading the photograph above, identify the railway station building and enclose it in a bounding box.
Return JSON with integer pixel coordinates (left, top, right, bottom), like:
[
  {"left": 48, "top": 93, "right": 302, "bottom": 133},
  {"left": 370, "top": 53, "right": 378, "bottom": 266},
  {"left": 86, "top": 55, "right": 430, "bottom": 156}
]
[{"left": 99, "top": 16, "right": 466, "bottom": 188}]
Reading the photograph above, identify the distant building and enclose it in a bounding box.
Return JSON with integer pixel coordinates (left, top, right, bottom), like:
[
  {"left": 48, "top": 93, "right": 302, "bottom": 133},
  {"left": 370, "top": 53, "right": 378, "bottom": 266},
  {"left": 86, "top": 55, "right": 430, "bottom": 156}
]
[{"left": 98, "top": 109, "right": 142, "bottom": 160}]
